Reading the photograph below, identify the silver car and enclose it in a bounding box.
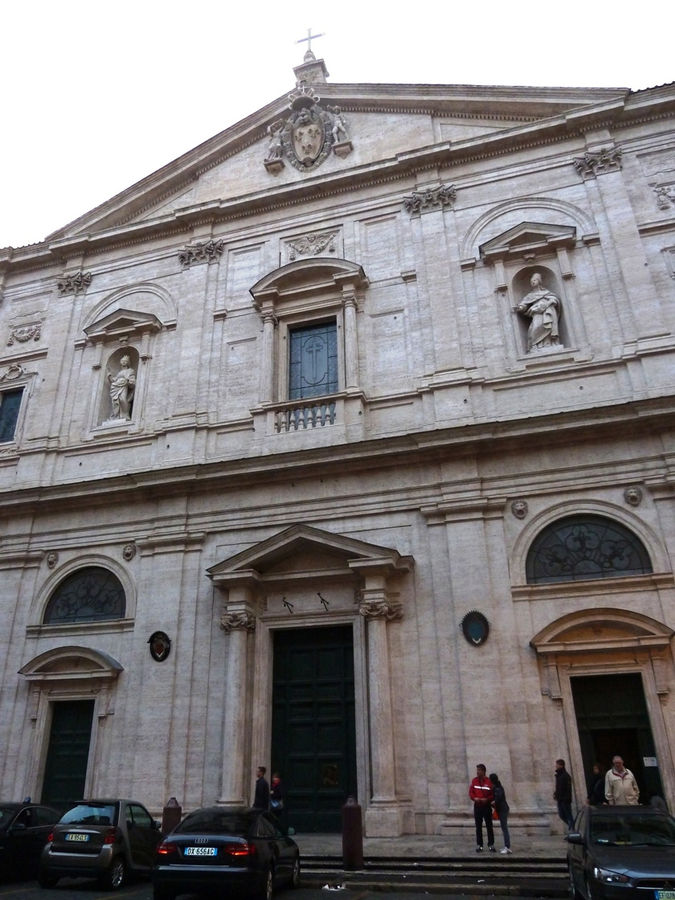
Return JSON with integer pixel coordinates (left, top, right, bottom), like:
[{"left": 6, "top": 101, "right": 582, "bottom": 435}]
[{"left": 39, "top": 799, "right": 161, "bottom": 890}]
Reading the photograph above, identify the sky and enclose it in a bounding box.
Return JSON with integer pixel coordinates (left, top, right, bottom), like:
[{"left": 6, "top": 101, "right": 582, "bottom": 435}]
[{"left": 1, "top": 0, "right": 672, "bottom": 249}]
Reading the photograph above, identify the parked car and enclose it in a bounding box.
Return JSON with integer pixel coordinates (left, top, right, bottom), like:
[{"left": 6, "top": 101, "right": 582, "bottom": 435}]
[
  {"left": 39, "top": 798, "right": 162, "bottom": 890},
  {"left": 152, "top": 806, "right": 300, "bottom": 900},
  {"left": 0, "top": 802, "right": 61, "bottom": 879},
  {"left": 567, "top": 804, "right": 675, "bottom": 900}
]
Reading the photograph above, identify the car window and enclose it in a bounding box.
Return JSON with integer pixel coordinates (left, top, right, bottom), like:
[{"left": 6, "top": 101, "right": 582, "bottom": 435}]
[
  {"left": 35, "top": 807, "right": 58, "bottom": 826},
  {"left": 254, "top": 815, "right": 277, "bottom": 838},
  {"left": 60, "top": 803, "right": 116, "bottom": 826},
  {"left": 591, "top": 813, "right": 675, "bottom": 846},
  {"left": 261, "top": 813, "right": 283, "bottom": 838},
  {"left": 130, "top": 804, "right": 152, "bottom": 829},
  {"left": 0, "top": 806, "right": 17, "bottom": 828},
  {"left": 15, "top": 808, "right": 33, "bottom": 827},
  {"left": 177, "top": 810, "right": 252, "bottom": 835}
]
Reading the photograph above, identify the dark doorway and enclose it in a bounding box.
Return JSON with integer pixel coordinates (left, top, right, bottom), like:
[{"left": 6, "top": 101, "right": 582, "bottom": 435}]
[
  {"left": 571, "top": 673, "right": 663, "bottom": 803},
  {"left": 272, "top": 625, "right": 357, "bottom": 832},
  {"left": 41, "top": 700, "right": 94, "bottom": 808}
]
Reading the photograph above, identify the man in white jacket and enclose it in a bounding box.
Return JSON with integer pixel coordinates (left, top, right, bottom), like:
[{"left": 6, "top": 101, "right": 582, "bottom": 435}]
[{"left": 605, "top": 756, "right": 640, "bottom": 805}]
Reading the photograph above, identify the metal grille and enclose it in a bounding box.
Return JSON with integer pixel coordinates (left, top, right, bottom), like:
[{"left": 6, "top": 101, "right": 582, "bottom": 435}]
[
  {"left": 44, "top": 566, "right": 126, "bottom": 623},
  {"left": 526, "top": 515, "right": 652, "bottom": 584}
]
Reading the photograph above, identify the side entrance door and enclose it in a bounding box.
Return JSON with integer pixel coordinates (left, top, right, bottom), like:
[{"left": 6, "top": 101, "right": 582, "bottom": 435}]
[
  {"left": 571, "top": 673, "right": 664, "bottom": 803},
  {"left": 41, "top": 700, "right": 94, "bottom": 808},
  {"left": 272, "top": 625, "right": 357, "bottom": 832}
]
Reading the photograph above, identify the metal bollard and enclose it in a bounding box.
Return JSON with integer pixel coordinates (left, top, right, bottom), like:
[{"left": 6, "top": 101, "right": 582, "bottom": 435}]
[
  {"left": 161, "top": 796, "right": 182, "bottom": 835},
  {"left": 341, "top": 795, "right": 363, "bottom": 870}
]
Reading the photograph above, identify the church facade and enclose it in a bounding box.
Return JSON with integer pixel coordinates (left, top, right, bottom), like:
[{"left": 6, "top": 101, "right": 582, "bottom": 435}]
[{"left": 1, "top": 53, "right": 674, "bottom": 837}]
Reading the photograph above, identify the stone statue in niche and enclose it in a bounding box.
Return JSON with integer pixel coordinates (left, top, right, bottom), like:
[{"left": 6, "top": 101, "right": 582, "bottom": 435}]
[
  {"left": 108, "top": 355, "right": 136, "bottom": 419},
  {"left": 327, "top": 106, "right": 349, "bottom": 143},
  {"left": 516, "top": 272, "right": 562, "bottom": 352}
]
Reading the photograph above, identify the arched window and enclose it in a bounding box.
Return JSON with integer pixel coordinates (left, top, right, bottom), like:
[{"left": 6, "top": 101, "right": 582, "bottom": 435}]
[
  {"left": 526, "top": 515, "right": 652, "bottom": 584},
  {"left": 44, "top": 567, "right": 126, "bottom": 624}
]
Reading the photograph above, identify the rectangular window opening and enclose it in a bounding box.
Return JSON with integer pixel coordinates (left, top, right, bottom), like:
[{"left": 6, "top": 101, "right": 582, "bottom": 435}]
[
  {"left": 0, "top": 387, "right": 24, "bottom": 443},
  {"left": 289, "top": 320, "right": 338, "bottom": 401}
]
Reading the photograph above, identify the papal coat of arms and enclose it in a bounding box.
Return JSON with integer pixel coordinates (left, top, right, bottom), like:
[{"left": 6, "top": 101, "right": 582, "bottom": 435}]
[{"left": 264, "top": 84, "right": 352, "bottom": 174}]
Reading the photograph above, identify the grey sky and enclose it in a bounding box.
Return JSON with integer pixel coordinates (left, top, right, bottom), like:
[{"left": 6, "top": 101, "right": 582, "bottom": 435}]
[{"left": 1, "top": 0, "right": 671, "bottom": 248}]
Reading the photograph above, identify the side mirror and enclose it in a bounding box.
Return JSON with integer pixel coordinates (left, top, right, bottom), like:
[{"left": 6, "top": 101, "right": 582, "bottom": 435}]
[
  {"left": 566, "top": 832, "right": 584, "bottom": 845},
  {"left": 10, "top": 822, "right": 27, "bottom": 832},
  {"left": 153, "top": 820, "right": 162, "bottom": 831}
]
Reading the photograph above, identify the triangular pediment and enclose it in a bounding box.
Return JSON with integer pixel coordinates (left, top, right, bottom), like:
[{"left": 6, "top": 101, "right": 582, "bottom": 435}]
[
  {"left": 208, "top": 523, "right": 412, "bottom": 585},
  {"left": 41, "top": 77, "right": 629, "bottom": 246},
  {"left": 480, "top": 221, "right": 577, "bottom": 260},
  {"left": 83, "top": 308, "right": 163, "bottom": 343}
]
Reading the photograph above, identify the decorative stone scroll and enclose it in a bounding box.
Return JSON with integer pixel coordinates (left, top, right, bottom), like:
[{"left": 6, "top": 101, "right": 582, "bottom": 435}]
[
  {"left": 263, "top": 83, "right": 352, "bottom": 174},
  {"left": 220, "top": 611, "right": 256, "bottom": 633},
  {"left": 285, "top": 230, "right": 338, "bottom": 262},
  {"left": 403, "top": 184, "right": 457, "bottom": 216},
  {"left": 0, "top": 363, "right": 26, "bottom": 383},
  {"left": 359, "top": 597, "right": 403, "bottom": 621},
  {"left": 179, "top": 239, "right": 225, "bottom": 269},
  {"left": 572, "top": 147, "right": 622, "bottom": 179},
  {"left": 57, "top": 272, "right": 92, "bottom": 295},
  {"left": 8, "top": 323, "right": 41, "bottom": 346},
  {"left": 654, "top": 184, "right": 675, "bottom": 210}
]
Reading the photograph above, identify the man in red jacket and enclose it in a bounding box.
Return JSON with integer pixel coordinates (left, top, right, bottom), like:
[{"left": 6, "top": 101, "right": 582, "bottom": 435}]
[{"left": 469, "top": 763, "right": 495, "bottom": 851}]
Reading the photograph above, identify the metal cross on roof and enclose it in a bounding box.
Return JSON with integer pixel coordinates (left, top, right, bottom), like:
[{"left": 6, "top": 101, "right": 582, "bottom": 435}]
[{"left": 296, "top": 27, "right": 324, "bottom": 55}]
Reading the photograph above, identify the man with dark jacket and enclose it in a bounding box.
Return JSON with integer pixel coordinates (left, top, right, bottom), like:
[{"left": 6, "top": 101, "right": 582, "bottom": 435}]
[
  {"left": 253, "top": 766, "right": 270, "bottom": 810},
  {"left": 469, "top": 763, "right": 495, "bottom": 851},
  {"left": 554, "top": 759, "right": 575, "bottom": 829}
]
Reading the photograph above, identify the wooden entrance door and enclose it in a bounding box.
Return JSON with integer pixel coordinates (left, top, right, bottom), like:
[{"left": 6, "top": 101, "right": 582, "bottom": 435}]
[
  {"left": 272, "top": 625, "right": 357, "bottom": 832},
  {"left": 571, "top": 673, "right": 664, "bottom": 802},
  {"left": 41, "top": 700, "right": 94, "bottom": 807}
]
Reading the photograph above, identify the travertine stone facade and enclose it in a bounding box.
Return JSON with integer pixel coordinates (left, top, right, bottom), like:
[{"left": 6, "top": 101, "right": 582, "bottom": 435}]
[{"left": 1, "top": 56, "right": 674, "bottom": 837}]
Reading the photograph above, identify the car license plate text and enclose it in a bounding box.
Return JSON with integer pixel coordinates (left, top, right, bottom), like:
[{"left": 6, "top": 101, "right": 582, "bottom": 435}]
[
  {"left": 185, "top": 846, "right": 217, "bottom": 856},
  {"left": 65, "top": 833, "right": 90, "bottom": 842},
  {"left": 657, "top": 893, "right": 675, "bottom": 900}
]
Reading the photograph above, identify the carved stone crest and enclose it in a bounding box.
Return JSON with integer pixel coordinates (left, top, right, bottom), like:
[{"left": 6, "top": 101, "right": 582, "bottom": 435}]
[
  {"left": 57, "top": 272, "right": 92, "bottom": 295},
  {"left": 264, "top": 84, "right": 352, "bottom": 174},
  {"left": 8, "top": 323, "right": 41, "bottom": 346}
]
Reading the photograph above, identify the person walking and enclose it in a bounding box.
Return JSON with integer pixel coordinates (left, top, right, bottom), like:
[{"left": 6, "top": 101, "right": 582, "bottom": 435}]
[
  {"left": 469, "top": 763, "right": 495, "bottom": 852},
  {"left": 253, "top": 766, "right": 270, "bottom": 810},
  {"left": 489, "top": 773, "right": 512, "bottom": 854},
  {"left": 270, "top": 772, "right": 288, "bottom": 830},
  {"left": 554, "top": 759, "right": 575, "bottom": 829},
  {"left": 605, "top": 756, "right": 640, "bottom": 805}
]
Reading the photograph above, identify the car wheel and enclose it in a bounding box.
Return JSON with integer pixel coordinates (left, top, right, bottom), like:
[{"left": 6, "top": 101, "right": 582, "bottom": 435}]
[
  {"left": 258, "top": 866, "right": 274, "bottom": 900},
  {"left": 290, "top": 856, "right": 301, "bottom": 889},
  {"left": 38, "top": 872, "right": 59, "bottom": 888},
  {"left": 99, "top": 856, "right": 126, "bottom": 890}
]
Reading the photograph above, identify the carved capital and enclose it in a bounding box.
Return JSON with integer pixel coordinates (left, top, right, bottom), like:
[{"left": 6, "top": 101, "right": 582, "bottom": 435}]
[
  {"left": 179, "top": 239, "right": 225, "bottom": 269},
  {"left": 359, "top": 598, "right": 402, "bottom": 621},
  {"left": 403, "top": 184, "right": 457, "bottom": 216},
  {"left": 573, "top": 147, "right": 622, "bottom": 179},
  {"left": 57, "top": 272, "right": 92, "bottom": 295},
  {"left": 220, "top": 611, "right": 256, "bottom": 633}
]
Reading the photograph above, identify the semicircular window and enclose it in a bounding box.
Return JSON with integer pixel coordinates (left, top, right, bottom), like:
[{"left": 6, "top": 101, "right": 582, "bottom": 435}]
[
  {"left": 526, "top": 515, "right": 652, "bottom": 584},
  {"left": 44, "top": 567, "right": 126, "bottom": 624}
]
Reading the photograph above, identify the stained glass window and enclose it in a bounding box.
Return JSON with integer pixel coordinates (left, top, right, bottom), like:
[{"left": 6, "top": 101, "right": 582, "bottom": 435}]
[
  {"left": 526, "top": 515, "right": 652, "bottom": 584},
  {"left": 44, "top": 567, "right": 126, "bottom": 624}
]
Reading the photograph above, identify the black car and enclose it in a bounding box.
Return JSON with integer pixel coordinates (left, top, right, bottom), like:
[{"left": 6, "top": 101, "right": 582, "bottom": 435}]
[
  {"left": 567, "top": 804, "right": 675, "bottom": 900},
  {"left": 39, "top": 799, "right": 162, "bottom": 890},
  {"left": 152, "top": 806, "right": 300, "bottom": 900},
  {"left": 0, "top": 802, "right": 61, "bottom": 879}
]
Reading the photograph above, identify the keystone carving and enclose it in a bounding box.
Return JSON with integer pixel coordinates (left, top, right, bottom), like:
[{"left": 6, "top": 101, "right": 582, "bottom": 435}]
[{"left": 286, "top": 230, "right": 338, "bottom": 261}]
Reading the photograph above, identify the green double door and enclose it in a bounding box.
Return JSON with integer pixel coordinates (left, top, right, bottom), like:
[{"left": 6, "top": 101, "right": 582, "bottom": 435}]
[
  {"left": 41, "top": 700, "right": 94, "bottom": 808},
  {"left": 272, "top": 625, "right": 357, "bottom": 832}
]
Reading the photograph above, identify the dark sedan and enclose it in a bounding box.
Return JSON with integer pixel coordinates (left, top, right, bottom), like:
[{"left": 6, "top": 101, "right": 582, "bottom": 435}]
[
  {"left": 39, "top": 798, "right": 162, "bottom": 890},
  {"left": 567, "top": 804, "right": 675, "bottom": 900},
  {"left": 152, "top": 806, "right": 300, "bottom": 900},
  {"left": 0, "top": 802, "right": 61, "bottom": 879}
]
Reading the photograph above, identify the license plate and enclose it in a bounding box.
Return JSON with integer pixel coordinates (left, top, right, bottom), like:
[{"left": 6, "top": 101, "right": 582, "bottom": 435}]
[
  {"left": 65, "top": 833, "right": 90, "bottom": 842},
  {"left": 656, "top": 893, "right": 675, "bottom": 900},
  {"left": 184, "top": 847, "right": 217, "bottom": 856}
]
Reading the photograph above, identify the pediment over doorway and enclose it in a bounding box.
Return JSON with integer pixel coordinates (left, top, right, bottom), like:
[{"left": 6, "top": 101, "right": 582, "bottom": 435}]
[
  {"left": 479, "top": 221, "right": 577, "bottom": 262},
  {"left": 530, "top": 607, "right": 673, "bottom": 654},
  {"left": 208, "top": 523, "right": 413, "bottom": 589},
  {"left": 18, "top": 645, "right": 124, "bottom": 682}
]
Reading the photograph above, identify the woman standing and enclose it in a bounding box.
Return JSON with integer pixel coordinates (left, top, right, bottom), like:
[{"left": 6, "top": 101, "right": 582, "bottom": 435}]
[{"left": 489, "top": 773, "right": 512, "bottom": 854}]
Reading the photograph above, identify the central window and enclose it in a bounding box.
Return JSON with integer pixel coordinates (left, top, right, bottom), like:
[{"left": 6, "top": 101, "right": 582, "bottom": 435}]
[{"left": 289, "top": 321, "right": 338, "bottom": 400}]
